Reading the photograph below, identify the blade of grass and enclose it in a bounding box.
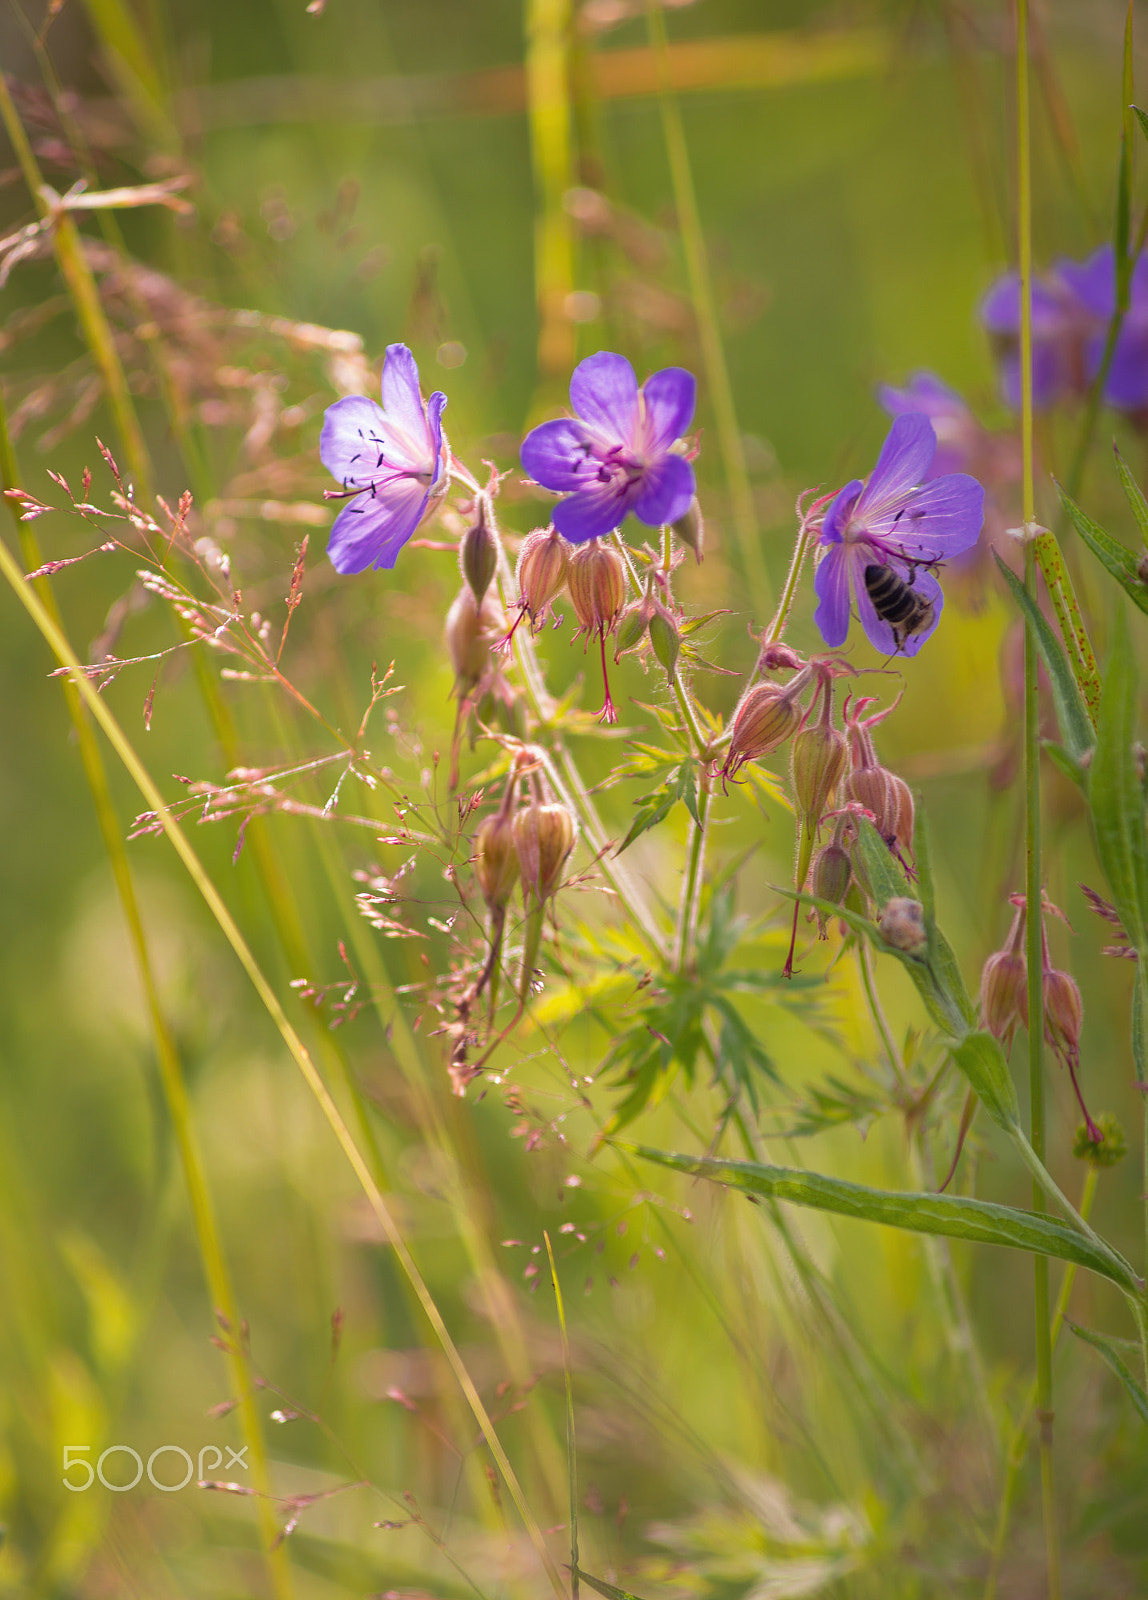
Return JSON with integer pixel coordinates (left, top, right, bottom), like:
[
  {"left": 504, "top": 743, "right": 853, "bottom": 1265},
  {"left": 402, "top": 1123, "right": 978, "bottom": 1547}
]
[
  {"left": 544, "top": 1233, "right": 578, "bottom": 1600},
  {"left": 0, "top": 533, "right": 569, "bottom": 1600},
  {"left": 525, "top": 0, "right": 578, "bottom": 386}
]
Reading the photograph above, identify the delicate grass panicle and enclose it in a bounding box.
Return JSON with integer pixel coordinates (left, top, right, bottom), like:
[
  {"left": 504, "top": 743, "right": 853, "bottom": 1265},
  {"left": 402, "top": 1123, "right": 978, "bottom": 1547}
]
[{"left": 3, "top": 2, "right": 1148, "bottom": 1597}]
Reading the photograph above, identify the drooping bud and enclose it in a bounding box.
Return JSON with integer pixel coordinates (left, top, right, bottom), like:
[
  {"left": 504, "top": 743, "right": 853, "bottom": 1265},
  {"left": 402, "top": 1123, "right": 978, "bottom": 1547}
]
[
  {"left": 459, "top": 498, "right": 500, "bottom": 605},
  {"left": 445, "top": 586, "right": 504, "bottom": 691},
  {"left": 672, "top": 497, "right": 704, "bottom": 563},
  {"left": 791, "top": 721, "right": 847, "bottom": 825},
  {"left": 1043, "top": 967, "right": 1083, "bottom": 1064},
  {"left": 844, "top": 765, "right": 897, "bottom": 837},
  {"left": 878, "top": 896, "right": 927, "bottom": 954},
  {"left": 811, "top": 840, "right": 851, "bottom": 937},
  {"left": 513, "top": 802, "right": 575, "bottom": 903},
  {"left": 568, "top": 539, "right": 625, "bottom": 638},
  {"left": 980, "top": 950, "right": 1028, "bottom": 1049},
  {"left": 1073, "top": 1110, "right": 1126, "bottom": 1166},
  {"left": 474, "top": 812, "right": 519, "bottom": 911},
  {"left": 648, "top": 598, "right": 680, "bottom": 679},
  {"left": 722, "top": 683, "right": 803, "bottom": 781},
  {"left": 516, "top": 526, "right": 570, "bottom": 623},
  {"left": 614, "top": 595, "right": 654, "bottom": 661},
  {"left": 888, "top": 774, "right": 915, "bottom": 854}
]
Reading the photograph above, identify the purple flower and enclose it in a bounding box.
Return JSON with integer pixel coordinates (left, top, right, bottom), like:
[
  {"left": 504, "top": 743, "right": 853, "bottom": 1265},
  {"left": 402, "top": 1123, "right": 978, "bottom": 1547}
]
[
  {"left": 876, "top": 371, "right": 978, "bottom": 478},
  {"left": 520, "top": 351, "right": 696, "bottom": 543},
  {"left": 980, "top": 272, "right": 1082, "bottom": 409},
  {"left": 813, "top": 413, "right": 985, "bottom": 657},
  {"left": 1056, "top": 244, "right": 1148, "bottom": 411},
  {"left": 320, "top": 344, "right": 448, "bottom": 574}
]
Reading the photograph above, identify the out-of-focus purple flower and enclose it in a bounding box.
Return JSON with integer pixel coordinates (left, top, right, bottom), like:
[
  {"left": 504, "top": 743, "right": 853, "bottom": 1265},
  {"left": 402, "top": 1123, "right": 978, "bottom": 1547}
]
[
  {"left": 980, "top": 272, "right": 1085, "bottom": 409},
  {"left": 1056, "top": 244, "right": 1148, "bottom": 412},
  {"left": 813, "top": 413, "right": 985, "bottom": 657},
  {"left": 877, "top": 371, "right": 980, "bottom": 478},
  {"left": 520, "top": 351, "right": 695, "bottom": 543},
  {"left": 320, "top": 344, "right": 448, "bottom": 574}
]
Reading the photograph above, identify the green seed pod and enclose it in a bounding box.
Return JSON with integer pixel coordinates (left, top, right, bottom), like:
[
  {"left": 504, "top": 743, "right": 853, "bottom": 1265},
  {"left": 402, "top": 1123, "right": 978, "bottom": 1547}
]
[
  {"left": 445, "top": 586, "right": 504, "bottom": 689},
  {"left": 648, "top": 599, "right": 680, "bottom": 679},
  {"left": 613, "top": 597, "right": 652, "bottom": 661},
  {"left": 513, "top": 802, "right": 576, "bottom": 903},
  {"left": 672, "top": 497, "right": 704, "bottom": 563},
  {"left": 474, "top": 812, "right": 519, "bottom": 911},
  {"left": 877, "top": 896, "right": 927, "bottom": 954},
  {"left": 811, "top": 841, "right": 851, "bottom": 937},
  {"left": 1073, "top": 1111, "right": 1127, "bottom": 1166},
  {"left": 791, "top": 723, "right": 847, "bottom": 825},
  {"left": 459, "top": 499, "right": 500, "bottom": 605},
  {"left": 568, "top": 539, "right": 626, "bottom": 637},
  {"left": 516, "top": 526, "right": 570, "bottom": 621}
]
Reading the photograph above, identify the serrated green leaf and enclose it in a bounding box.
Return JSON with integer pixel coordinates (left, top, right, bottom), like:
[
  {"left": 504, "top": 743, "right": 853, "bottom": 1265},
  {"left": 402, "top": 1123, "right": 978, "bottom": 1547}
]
[
  {"left": 1091, "top": 605, "right": 1148, "bottom": 956},
  {"left": 1068, "top": 1320, "right": 1148, "bottom": 1423},
  {"left": 950, "top": 1031, "right": 1019, "bottom": 1133},
  {"left": 1114, "top": 445, "right": 1148, "bottom": 549},
  {"left": 572, "top": 1568, "right": 648, "bottom": 1600},
  {"left": 995, "top": 554, "right": 1096, "bottom": 753},
  {"left": 1059, "top": 484, "right": 1148, "bottom": 617},
  {"left": 620, "top": 1145, "right": 1139, "bottom": 1291}
]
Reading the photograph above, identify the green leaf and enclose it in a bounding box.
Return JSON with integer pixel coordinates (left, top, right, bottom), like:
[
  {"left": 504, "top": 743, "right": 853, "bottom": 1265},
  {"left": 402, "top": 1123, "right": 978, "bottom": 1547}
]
[
  {"left": 1059, "top": 484, "right": 1148, "bottom": 618},
  {"left": 620, "top": 1145, "right": 1139, "bottom": 1291},
  {"left": 1134, "top": 103, "right": 1148, "bottom": 148},
  {"left": 1091, "top": 605, "right": 1148, "bottom": 958},
  {"left": 994, "top": 554, "right": 1096, "bottom": 755},
  {"left": 950, "top": 1031, "right": 1019, "bottom": 1133},
  {"left": 1044, "top": 741, "right": 1089, "bottom": 790},
  {"left": 617, "top": 759, "right": 698, "bottom": 851},
  {"left": 1067, "top": 1320, "right": 1148, "bottom": 1424},
  {"left": 1114, "top": 445, "right": 1148, "bottom": 549},
  {"left": 572, "top": 1568, "right": 648, "bottom": 1600}
]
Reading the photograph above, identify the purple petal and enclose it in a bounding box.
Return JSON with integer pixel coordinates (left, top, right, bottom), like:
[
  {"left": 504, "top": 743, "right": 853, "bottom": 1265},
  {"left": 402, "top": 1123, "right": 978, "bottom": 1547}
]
[
  {"left": 639, "top": 367, "right": 696, "bottom": 454},
  {"left": 521, "top": 418, "right": 601, "bottom": 491},
  {"left": 320, "top": 396, "right": 389, "bottom": 482},
  {"left": 855, "top": 562, "right": 944, "bottom": 657},
  {"left": 981, "top": 273, "right": 1067, "bottom": 336},
  {"left": 820, "top": 480, "right": 863, "bottom": 546},
  {"left": 631, "top": 453, "right": 695, "bottom": 527},
  {"left": 854, "top": 415, "right": 937, "bottom": 521},
  {"left": 552, "top": 481, "right": 636, "bottom": 544},
  {"left": 812, "top": 544, "right": 853, "bottom": 648},
  {"left": 868, "top": 473, "right": 984, "bottom": 562},
  {"left": 425, "top": 389, "right": 448, "bottom": 487},
  {"left": 877, "top": 371, "right": 968, "bottom": 424},
  {"left": 1105, "top": 325, "right": 1148, "bottom": 410},
  {"left": 1055, "top": 246, "right": 1114, "bottom": 319},
  {"left": 326, "top": 479, "right": 428, "bottom": 574},
  {"left": 380, "top": 344, "right": 431, "bottom": 444},
  {"left": 569, "top": 351, "right": 639, "bottom": 442}
]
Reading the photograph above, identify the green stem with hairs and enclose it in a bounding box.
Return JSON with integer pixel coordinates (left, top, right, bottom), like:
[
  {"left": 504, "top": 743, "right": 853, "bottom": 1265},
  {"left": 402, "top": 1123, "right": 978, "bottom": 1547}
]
[
  {"left": 765, "top": 517, "right": 815, "bottom": 646},
  {"left": 1016, "top": 1, "right": 1061, "bottom": 1590}
]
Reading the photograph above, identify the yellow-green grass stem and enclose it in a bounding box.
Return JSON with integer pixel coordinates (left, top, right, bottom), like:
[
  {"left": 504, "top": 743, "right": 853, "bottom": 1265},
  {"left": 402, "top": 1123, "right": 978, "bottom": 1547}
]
[
  {"left": 526, "top": 0, "right": 578, "bottom": 385},
  {"left": 544, "top": 1232, "right": 579, "bottom": 1600},
  {"left": 0, "top": 533, "right": 569, "bottom": 1600}
]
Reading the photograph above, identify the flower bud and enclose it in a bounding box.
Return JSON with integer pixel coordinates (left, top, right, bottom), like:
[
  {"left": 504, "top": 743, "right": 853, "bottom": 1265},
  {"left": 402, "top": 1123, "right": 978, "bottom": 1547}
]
[
  {"left": 613, "top": 596, "right": 652, "bottom": 661},
  {"left": 1043, "top": 967, "right": 1083, "bottom": 1063},
  {"left": 888, "top": 774, "right": 915, "bottom": 852},
  {"left": 722, "top": 683, "right": 802, "bottom": 780},
  {"left": 648, "top": 599, "right": 680, "bottom": 679},
  {"left": 445, "top": 586, "right": 504, "bottom": 689},
  {"left": 811, "top": 841, "right": 851, "bottom": 937},
  {"left": 791, "top": 723, "right": 848, "bottom": 825},
  {"left": 459, "top": 499, "right": 500, "bottom": 605},
  {"left": 672, "top": 497, "right": 704, "bottom": 563},
  {"left": 844, "top": 765, "right": 897, "bottom": 837},
  {"left": 1073, "top": 1110, "right": 1126, "bottom": 1166},
  {"left": 878, "top": 896, "right": 927, "bottom": 954},
  {"left": 980, "top": 950, "right": 1027, "bottom": 1047},
  {"left": 568, "top": 539, "right": 626, "bottom": 637},
  {"left": 516, "top": 526, "right": 570, "bottom": 622},
  {"left": 474, "top": 812, "right": 519, "bottom": 911},
  {"left": 513, "top": 803, "right": 575, "bottom": 903}
]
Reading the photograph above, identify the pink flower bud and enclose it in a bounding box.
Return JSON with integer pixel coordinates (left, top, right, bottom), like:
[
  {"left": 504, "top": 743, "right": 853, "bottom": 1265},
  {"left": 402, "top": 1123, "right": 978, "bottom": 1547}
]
[
  {"left": 878, "top": 896, "right": 927, "bottom": 953},
  {"left": 568, "top": 539, "right": 626, "bottom": 638},
  {"left": 1043, "top": 967, "right": 1083, "bottom": 1064},
  {"left": 445, "top": 586, "right": 504, "bottom": 689},
  {"left": 513, "top": 803, "right": 575, "bottom": 903},
  {"left": 459, "top": 499, "right": 500, "bottom": 605},
  {"left": 791, "top": 722, "right": 848, "bottom": 825},
  {"left": 474, "top": 812, "right": 520, "bottom": 911},
  {"left": 844, "top": 765, "right": 897, "bottom": 837},
  {"left": 722, "top": 683, "right": 803, "bottom": 780},
  {"left": 888, "top": 773, "right": 915, "bottom": 853},
  {"left": 980, "top": 950, "right": 1028, "bottom": 1048},
  {"left": 516, "top": 526, "right": 570, "bottom": 622}
]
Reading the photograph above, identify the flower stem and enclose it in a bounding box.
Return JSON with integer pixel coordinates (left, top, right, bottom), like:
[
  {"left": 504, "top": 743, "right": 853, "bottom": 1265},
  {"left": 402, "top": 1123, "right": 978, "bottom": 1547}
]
[
  {"left": 764, "top": 516, "right": 814, "bottom": 646},
  {"left": 1016, "top": 0, "right": 1061, "bottom": 1588}
]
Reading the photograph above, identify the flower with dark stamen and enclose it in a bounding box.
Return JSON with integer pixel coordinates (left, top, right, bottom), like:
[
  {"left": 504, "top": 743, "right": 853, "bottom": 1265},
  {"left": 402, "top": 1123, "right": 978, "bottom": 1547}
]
[
  {"left": 320, "top": 343, "right": 448, "bottom": 573},
  {"left": 812, "top": 413, "right": 984, "bottom": 657},
  {"left": 520, "top": 351, "right": 696, "bottom": 543}
]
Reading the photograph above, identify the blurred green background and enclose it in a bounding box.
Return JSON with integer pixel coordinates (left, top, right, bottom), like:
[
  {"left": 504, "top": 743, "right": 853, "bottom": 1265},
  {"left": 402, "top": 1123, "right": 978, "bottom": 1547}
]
[{"left": 2, "top": 0, "right": 1147, "bottom": 1595}]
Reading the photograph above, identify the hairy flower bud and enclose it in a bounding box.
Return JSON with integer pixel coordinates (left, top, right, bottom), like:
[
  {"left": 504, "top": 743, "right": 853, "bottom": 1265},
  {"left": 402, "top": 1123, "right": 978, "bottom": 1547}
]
[
  {"left": 722, "top": 684, "right": 802, "bottom": 780},
  {"left": 1043, "top": 967, "right": 1083, "bottom": 1064},
  {"left": 811, "top": 841, "right": 851, "bottom": 937},
  {"left": 672, "top": 497, "right": 704, "bottom": 563},
  {"left": 888, "top": 774, "right": 915, "bottom": 853},
  {"left": 613, "top": 596, "right": 653, "bottom": 660},
  {"left": 1073, "top": 1110, "right": 1126, "bottom": 1166},
  {"left": 980, "top": 950, "right": 1027, "bottom": 1048},
  {"left": 791, "top": 723, "right": 848, "bottom": 825},
  {"left": 445, "top": 586, "right": 504, "bottom": 689},
  {"left": 514, "top": 803, "right": 575, "bottom": 903},
  {"left": 878, "top": 896, "right": 927, "bottom": 954},
  {"left": 474, "top": 812, "right": 519, "bottom": 911},
  {"left": 844, "top": 765, "right": 897, "bottom": 836},
  {"left": 648, "top": 599, "right": 680, "bottom": 679},
  {"left": 459, "top": 499, "right": 500, "bottom": 605},
  {"left": 516, "top": 526, "right": 570, "bottom": 621},
  {"left": 568, "top": 539, "right": 626, "bottom": 637}
]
